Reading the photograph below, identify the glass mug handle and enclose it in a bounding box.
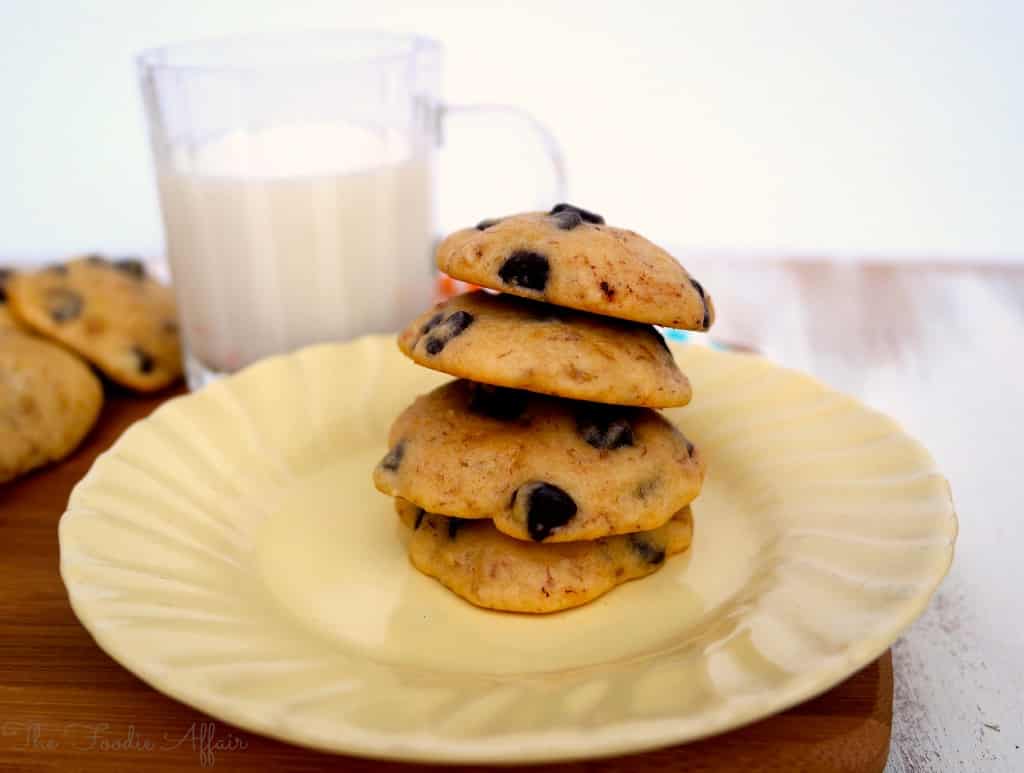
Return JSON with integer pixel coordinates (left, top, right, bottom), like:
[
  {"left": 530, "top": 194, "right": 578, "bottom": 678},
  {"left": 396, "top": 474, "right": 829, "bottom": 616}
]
[{"left": 440, "top": 103, "right": 568, "bottom": 208}]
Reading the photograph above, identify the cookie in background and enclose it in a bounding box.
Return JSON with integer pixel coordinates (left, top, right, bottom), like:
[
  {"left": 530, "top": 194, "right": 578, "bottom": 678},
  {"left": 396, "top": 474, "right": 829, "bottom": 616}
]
[
  {"left": 0, "top": 271, "right": 104, "bottom": 483},
  {"left": 6, "top": 255, "right": 182, "bottom": 392}
]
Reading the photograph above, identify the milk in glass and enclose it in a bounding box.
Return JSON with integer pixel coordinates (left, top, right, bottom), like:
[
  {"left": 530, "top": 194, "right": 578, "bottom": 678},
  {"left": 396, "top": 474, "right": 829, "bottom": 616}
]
[{"left": 156, "top": 123, "right": 435, "bottom": 373}]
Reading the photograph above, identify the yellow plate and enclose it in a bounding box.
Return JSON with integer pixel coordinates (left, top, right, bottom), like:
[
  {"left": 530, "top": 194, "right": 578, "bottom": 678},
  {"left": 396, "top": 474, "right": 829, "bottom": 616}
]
[{"left": 59, "top": 336, "right": 956, "bottom": 763}]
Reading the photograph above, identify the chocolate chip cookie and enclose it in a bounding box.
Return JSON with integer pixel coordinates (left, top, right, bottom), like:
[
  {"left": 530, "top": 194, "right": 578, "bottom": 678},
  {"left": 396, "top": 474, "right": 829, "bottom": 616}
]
[
  {"left": 396, "top": 498, "right": 693, "bottom": 613},
  {"left": 0, "top": 326, "right": 103, "bottom": 484},
  {"left": 6, "top": 256, "right": 182, "bottom": 391},
  {"left": 436, "top": 204, "right": 714, "bottom": 330},
  {"left": 373, "top": 380, "right": 704, "bottom": 542},
  {"left": 398, "top": 290, "right": 691, "bottom": 407}
]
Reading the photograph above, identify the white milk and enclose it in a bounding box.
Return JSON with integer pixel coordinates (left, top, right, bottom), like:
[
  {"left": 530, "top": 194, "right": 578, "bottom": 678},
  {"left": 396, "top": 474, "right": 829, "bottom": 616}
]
[{"left": 156, "top": 123, "right": 435, "bottom": 373}]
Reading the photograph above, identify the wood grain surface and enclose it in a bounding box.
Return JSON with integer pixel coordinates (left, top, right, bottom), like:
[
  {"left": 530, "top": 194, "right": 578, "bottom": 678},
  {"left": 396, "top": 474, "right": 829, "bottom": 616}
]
[{"left": 10, "top": 257, "right": 1016, "bottom": 772}]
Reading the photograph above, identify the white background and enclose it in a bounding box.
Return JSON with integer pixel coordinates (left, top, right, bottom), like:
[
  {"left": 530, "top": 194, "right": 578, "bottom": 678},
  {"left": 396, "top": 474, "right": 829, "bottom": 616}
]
[{"left": 0, "top": 0, "right": 1021, "bottom": 262}]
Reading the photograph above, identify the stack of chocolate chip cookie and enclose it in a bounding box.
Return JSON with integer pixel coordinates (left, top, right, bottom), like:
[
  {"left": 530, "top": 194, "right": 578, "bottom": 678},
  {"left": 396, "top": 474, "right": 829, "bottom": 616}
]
[{"left": 374, "top": 204, "right": 714, "bottom": 613}]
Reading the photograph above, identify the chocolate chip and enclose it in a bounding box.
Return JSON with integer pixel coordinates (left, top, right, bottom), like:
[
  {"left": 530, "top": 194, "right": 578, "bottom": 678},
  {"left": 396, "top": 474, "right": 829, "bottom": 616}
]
[
  {"left": 476, "top": 218, "right": 501, "bottom": 230},
  {"left": 132, "top": 346, "right": 156, "bottom": 374},
  {"left": 45, "top": 287, "right": 83, "bottom": 323},
  {"left": 685, "top": 439, "right": 695, "bottom": 457},
  {"left": 498, "top": 251, "right": 549, "bottom": 292},
  {"left": 689, "top": 278, "right": 711, "bottom": 330},
  {"left": 162, "top": 320, "right": 179, "bottom": 335},
  {"left": 0, "top": 268, "right": 10, "bottom": 303},
  {"left": 635, "top": 478, "right": 660, "bottom": 499},
  {"left": 468, "top": 383, "right": 528, "bottom": 421},
  {"left": 420, "top": 312, "right": 444, "bottom": 334},
  {"left": 114, "top": 258, "right": 146, "bottom": 279},
  {"left": 550, "top": 203, "right": 604, "bottom": 225},
  {"left": 447, "top": 517, "right": 465, "bottom": 540},
  {"left": 380, "top": 441, "right": 405, "bottom": 472},
  {"left": 45, "top": 264, "right": 69, "bottom": 276},
  {"left": 84, "top": 254, "right": 107, "bottom": 265},
  {"left": 413, "top": 509, "right": 425, "bottom": 530},
  {"left": 629, "top": 535, "right": 666, "bottom": 565},
  {"left": 517, "top": 482, "right": 577, "bottom": 541},
  {"left": 448, "top": 310, "right": 474, "bottom": 331},
  {"left": 576, "top": 406, "right": 634, "bottom": 450},
  {"left": 413, "top": 311, "right": 445, "bottom": 348},
  {"left": 551, "top": 209, "right": 583, "bottom": 230},
  {"left": 423, "top": 310, "right": 474, "bottom": 355},
  {"left": 599, "top": 280, "right": 615, "bottom": 300}
]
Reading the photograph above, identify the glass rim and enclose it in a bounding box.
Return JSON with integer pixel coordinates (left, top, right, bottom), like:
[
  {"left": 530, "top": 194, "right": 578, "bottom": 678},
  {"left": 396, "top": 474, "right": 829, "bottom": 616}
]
[{"left": 136, "top": 29, "right": 441, "bottom": 74}]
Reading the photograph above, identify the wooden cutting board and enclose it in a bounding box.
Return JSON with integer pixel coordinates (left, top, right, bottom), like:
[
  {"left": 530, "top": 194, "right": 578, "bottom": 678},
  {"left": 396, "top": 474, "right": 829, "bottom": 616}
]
[{"left": 0, "top": 388, "right": 893, "bottom": 772}]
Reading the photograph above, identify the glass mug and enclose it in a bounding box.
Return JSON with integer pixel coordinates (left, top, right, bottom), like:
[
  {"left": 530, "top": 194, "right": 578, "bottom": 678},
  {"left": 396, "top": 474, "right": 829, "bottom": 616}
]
[{"left": 138, "top": 32, "right": 564, "bottom": 390}]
